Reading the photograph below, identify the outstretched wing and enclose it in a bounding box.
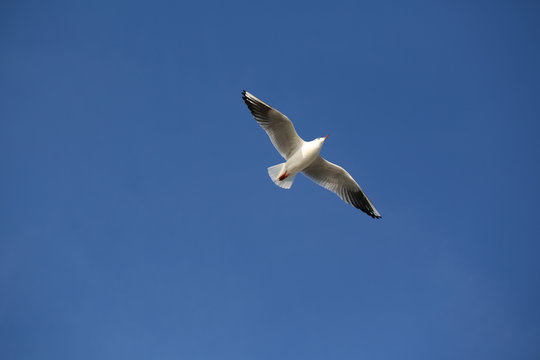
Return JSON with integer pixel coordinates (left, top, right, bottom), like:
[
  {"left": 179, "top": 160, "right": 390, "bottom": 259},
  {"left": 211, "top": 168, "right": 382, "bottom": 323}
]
[
  {"left": 242, "top": 90, "right": 304, "bottom": 159},
  {"left": 303, "top": 156, "right": 382, "bottom": 218}
]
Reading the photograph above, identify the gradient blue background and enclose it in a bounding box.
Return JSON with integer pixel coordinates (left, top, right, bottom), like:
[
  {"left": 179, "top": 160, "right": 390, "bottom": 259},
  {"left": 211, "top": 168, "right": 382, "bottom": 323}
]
[{"left": 2, "top": 0, "right": 540, "bottom": 359}]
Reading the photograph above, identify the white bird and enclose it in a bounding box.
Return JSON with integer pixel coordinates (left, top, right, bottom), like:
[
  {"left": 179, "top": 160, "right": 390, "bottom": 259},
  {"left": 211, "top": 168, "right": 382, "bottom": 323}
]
[{"left": 242, "top": 90, "right": 382, "bottom": 219}]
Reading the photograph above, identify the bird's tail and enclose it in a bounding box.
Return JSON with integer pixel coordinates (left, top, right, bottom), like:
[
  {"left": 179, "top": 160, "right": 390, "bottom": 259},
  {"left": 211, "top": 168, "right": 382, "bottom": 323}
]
[{"left": 268, "top": 163, "right": 295, "bottom": 189}]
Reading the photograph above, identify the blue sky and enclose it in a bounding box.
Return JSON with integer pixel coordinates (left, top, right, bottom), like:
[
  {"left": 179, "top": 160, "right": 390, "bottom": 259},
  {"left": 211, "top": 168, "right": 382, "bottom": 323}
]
[{"left": 1, "top": 0, "right": 540, "bottom": 359}]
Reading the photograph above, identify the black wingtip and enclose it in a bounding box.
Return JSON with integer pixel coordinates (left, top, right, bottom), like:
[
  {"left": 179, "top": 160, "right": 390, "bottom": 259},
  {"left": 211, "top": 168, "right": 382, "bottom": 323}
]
[
  {"left": 241, "top": 90, "right": 249, "bottom": 102},
  {"left": 369, "top": 211, "right": 382, "bottom": 219}
]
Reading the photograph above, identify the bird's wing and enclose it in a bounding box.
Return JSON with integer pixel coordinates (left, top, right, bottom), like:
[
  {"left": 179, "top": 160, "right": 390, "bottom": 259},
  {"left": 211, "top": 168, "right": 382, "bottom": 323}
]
[
  {"left": 302, "top": 156, "right": 382, "bottom": 218},
  {"left": 242, "top": 90, "right": 304, "bottom": 159}
]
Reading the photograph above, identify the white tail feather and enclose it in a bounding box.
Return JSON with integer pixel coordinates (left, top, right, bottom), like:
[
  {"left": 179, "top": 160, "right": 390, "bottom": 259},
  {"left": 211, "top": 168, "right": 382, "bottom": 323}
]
[{"left": 267, "top": 163, "right": 295, "bottom": 189}]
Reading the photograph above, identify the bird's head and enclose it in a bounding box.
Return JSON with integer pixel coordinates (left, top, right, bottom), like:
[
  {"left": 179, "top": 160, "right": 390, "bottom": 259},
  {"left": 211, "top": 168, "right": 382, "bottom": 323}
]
[{"left": 318, "top": 134, "right": 329, "bottom": 144}]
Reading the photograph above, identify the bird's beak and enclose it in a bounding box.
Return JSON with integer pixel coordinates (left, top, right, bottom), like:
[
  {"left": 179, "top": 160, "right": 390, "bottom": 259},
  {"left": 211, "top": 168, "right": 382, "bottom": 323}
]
[{"left": 323, "top": 134, "right": 329, "bottom": 140}]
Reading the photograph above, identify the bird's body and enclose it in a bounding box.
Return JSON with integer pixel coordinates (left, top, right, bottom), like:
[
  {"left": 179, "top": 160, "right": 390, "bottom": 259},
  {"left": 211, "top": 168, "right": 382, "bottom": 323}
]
[
  {"left": 242, "top": 90, "right": 382, "bottom": 218},
  {"left": 274, "top": 138, "right": 325, "bottom": 180}
]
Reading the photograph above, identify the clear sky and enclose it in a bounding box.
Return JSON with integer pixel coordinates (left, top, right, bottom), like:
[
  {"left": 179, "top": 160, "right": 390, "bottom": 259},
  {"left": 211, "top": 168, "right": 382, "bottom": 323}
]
[{"left": 1, "top": 0, "right": 540, "bottom": 359}]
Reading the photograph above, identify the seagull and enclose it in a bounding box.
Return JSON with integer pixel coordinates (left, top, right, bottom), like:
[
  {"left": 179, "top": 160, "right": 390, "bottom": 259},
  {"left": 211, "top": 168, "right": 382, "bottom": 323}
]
[{"left": 242, "top": 90, "right": 382, "bottom": 218}]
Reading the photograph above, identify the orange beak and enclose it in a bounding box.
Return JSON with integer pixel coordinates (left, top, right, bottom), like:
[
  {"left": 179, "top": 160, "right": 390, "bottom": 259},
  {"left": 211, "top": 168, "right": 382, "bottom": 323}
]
[{"left": 324, "top": 134, "right": 329, "bottom": 140}]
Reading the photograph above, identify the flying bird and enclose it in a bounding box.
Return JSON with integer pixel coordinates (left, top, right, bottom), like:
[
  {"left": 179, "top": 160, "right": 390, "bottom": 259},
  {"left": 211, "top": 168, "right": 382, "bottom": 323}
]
[{"left": 242, "top": 90, "right": 381, "bottom": 218}]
